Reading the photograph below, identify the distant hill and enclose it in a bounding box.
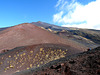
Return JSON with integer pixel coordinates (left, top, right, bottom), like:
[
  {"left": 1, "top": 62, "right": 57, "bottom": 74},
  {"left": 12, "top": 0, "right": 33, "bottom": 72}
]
[
  {"left": 0, "top": 21, "right": 99, "bottom": 50},
  {"left": 32, "top": 21, "right": 100, "bottom": 48},
  {"left": 0, "top": 21, "right": 99, "bottom": 51},
  {"left": 0, "top": 23, "right": 86, "bottom": 53},
  {"left": 0, "top": 27, "right": 9, "bottom": 31},
  {"left": 32, "top": 21, "right": 69, "bottom": 31}
]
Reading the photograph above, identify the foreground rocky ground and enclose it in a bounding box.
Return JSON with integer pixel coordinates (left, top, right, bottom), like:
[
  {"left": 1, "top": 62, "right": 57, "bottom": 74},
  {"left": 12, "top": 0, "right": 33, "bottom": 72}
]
[{"left": 13, "top": 46, "right": 100, "bottom": 75}]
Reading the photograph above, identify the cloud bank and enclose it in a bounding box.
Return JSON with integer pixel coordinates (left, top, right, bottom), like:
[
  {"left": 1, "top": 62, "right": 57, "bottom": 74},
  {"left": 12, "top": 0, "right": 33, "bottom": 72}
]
[{"left": 53, "top": 0, "right": 100, "bottom": 30}]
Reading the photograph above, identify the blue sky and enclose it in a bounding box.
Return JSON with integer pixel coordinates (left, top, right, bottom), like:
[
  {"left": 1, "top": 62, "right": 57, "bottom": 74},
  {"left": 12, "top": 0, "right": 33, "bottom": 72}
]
[
  {"left": 0, "top": 0, "right": 57, "bottom": 27},
  {"left": 0, "top": 0, "right": 100, "bottom": 30}
]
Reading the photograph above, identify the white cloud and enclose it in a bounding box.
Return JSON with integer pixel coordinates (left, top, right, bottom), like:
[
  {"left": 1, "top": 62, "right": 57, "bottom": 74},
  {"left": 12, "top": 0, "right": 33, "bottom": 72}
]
[
  {"left": 53, "top": 11, "right": 63, "bottom": 23},
  {"left": 53, "top": 0, "right": 100, "bottom": 30},
  {"left": 55, "top": 0, "right": 61, "bottom": 7},
  {"left": 55, "top": 0, "right": 68, "bottom": 10}
]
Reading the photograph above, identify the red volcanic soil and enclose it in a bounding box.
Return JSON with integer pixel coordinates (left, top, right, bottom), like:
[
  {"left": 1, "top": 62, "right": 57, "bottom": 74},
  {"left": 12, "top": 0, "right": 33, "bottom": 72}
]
[
  {"left": 0, "top": 43, "right": 82, "bottom": 75},
  {"left": 13, "top": 46, "right": 100, "bottom": 75},
  {"left": 0, "top": 23, "right": 87, "bottom": 53}
]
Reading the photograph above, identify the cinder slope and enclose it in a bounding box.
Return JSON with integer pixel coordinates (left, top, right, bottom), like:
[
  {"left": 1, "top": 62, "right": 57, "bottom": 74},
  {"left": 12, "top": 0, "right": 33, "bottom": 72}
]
[
  {"left": 0, "top": 23, "right": 86, "bottom": 53},
  {"left": 55, "top": 31, "right": 99, "bottom": 48},
  {"left": 0, "top": 43, "right": 82, "bottom": 75},
  {"left": 32, "top": 21, "right": 100, "bottom": 48},
  {"left": 13, "top": 46, "right": 100, "bottom": 75}
]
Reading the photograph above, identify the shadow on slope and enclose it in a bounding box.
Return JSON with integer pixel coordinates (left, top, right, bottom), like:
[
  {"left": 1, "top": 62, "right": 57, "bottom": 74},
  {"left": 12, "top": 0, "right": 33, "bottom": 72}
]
[
  {"left": 0, "top": 43, "right": 82, "bottom": 75},
  {"left": 13, "top": 46, "right": 100, "bottom": 75}
]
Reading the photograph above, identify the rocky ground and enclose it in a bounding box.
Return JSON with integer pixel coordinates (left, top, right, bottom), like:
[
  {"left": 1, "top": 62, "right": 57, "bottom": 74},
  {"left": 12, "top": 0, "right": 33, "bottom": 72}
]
[
  {"left": 0, "top": 23, "right": 86, "bottom": 53},
  {"left": 13, "top": 46, "right": 100, "bottom": 75}
]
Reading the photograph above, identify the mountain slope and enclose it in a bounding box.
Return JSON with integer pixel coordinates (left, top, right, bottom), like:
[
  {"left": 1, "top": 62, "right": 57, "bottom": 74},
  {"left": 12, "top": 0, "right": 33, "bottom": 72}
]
[
  {"left": 0, "top": 43, "right": 82, "bottom": 75},
  {"left": 0, "top": 21, "right": 99, "bottom": 48},
  {"left": 13, "top": 46, "right": 100, "bottom": 75},
  {"left": 0, "top": 23, "right": 86, "bottom": 53},
  {"left": 68, "top": 29, "right": 100, "bottom": 44},
  {"left": 31, "top": 21, "right": 100, "bottom": 48},
  {"left": 32, "top": 21, "right": 67, "bottom": 31}
]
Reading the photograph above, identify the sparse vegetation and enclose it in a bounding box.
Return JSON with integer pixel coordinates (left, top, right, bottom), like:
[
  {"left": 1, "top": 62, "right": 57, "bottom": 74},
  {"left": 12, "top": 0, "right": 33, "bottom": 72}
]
[
  {"left": 68, "top": 30, "right": 100, "bottom": 44},
  {"left": 0, "top": 44, "right": 68, "bottom": 75}
]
